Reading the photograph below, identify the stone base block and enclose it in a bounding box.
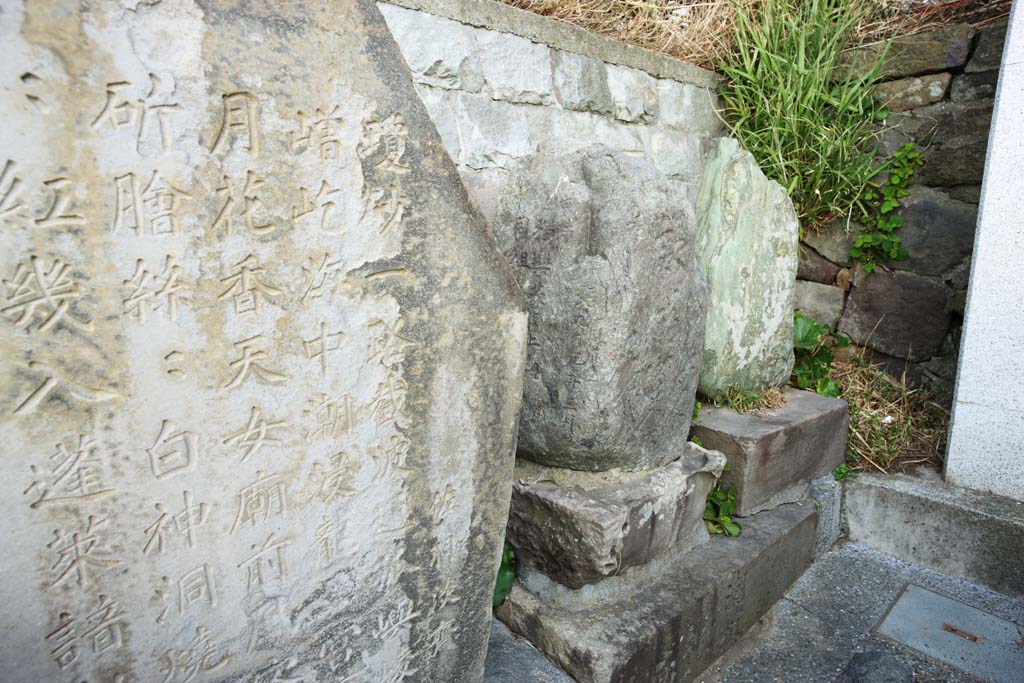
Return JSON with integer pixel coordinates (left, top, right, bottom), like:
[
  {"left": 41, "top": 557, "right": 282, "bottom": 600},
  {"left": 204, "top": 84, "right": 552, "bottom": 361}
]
[
  {"left": 691, "top": 388, "right": 849, "bottom": 516},
  {"left": 845, "top": 472, "right": 1024, "bottom": 600},
  {"left": 497, "top": 503, "right": 817, "bottom": 683},
  {"left": 507, "top": 443, "right": 726, "bottom": 588}
]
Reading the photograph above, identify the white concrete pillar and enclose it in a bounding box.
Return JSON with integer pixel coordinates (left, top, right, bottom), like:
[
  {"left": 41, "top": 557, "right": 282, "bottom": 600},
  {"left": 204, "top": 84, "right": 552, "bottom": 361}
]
[{"left": 946, "top": 4, "right": 1024, "bottom": 501}]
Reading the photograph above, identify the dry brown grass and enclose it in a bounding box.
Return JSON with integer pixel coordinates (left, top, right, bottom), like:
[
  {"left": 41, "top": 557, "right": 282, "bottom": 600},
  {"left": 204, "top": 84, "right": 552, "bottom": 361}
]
[
  {"left": 501, "top": 0, "right": 1011, "bottom": 70},
  {"left": 830, "top": 353, "right": 949, "bottom": 474}
]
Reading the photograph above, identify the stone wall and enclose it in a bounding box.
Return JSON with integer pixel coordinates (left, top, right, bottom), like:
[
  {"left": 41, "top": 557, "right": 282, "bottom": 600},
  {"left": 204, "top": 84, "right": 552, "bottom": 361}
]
[
  {"left": 378, "top": 0, "right": 724, "bottom": 225},
  {"left": 799, "top": 22, "right": 1005, "bottom": 402}
]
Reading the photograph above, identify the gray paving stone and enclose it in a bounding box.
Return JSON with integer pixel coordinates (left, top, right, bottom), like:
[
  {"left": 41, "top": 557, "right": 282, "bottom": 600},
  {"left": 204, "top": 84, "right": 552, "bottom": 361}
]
[{"left": 698, "top": 543, "right": 1022, "bottom": 683}]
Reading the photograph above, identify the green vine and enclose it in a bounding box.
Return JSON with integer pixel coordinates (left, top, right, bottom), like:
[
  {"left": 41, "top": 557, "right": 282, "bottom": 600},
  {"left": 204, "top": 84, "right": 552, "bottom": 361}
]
[
  {"left": 793, "top": 311, "right": 849, "bottom": 397},
  {"left": 492, "top": 542, "right": 515, "bottom": 608},
  {"left": 850, "top": 142, "right": 923, "bottom": 273},
  {"left": 704, "top": 474, "right": 742, "bottom": 537}
]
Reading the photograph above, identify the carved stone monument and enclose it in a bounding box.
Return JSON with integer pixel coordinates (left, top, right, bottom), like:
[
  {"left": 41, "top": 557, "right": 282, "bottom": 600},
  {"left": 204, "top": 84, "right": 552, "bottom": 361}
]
[
  {"left": 491, "top": 145, "right": 708, "bottom": 471},
  {"left": 695, "top": 137, "right": 798, "bottom": 399},
  {"left": 0, "top": 2, "right": 527, "bottom": 682}
]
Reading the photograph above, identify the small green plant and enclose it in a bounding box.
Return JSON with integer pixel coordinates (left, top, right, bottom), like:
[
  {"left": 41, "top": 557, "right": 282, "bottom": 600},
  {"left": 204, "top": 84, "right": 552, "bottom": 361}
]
[
  {"left": 704, "top": 476, "right": 742, "bottom": 537},
  {"left": 692, "top": 400, "right": 702, "bottom": 421},
  {"left": 493, "top": 542, "right": 515, "bottom": 608},
  {"left": 833, "top": 463, "right": 855, "bottom": 481},
  {"left": 719, "top": 386, "right": 786, "bottom": 414},
  {"left": 793, "top": 311, "right": 849, "bottom": 397},
  {"left": 691, "top": 435, "right": 704, "bottom": 447},
  {"left": 717, "top": 0, "right": 888, "bottom": 228},
  {"left": 850, "top": 142, "right": 924, "bottom": 272}
]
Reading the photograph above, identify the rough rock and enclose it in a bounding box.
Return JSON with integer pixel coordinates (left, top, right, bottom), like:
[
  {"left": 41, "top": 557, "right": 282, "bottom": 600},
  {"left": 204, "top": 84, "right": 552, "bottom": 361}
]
[
  {"left": 492, "top": 145, "right": 708, "bottom": 471},
  {"left": 475, "top": 29, "right": 556, "bottom": 105},
  {"left": 808, "top": 475, "right": 842, "bottom": 559},
  {"left": 381, "top": 3, "right": 555, "bottom": 105},
  {"left": 966, "top": 20, "right": 1008, "bottom": 73},
  {"left": 484, "top": 620, "right": 575, "bottom": 683},
  {"left": 795, "top": 281, "right": 845, "bottom": 329},
  {"left": 945, "top": 184, "right": 982, "bottom": 204},
  {"left": 606, "top": 64, "right": 658, "bottom": 122},
  {"left": 507, "top": 444, "right": 725, "bottom": 589},
  {"left": 841, "top": 24, "right": 975, "bottom": 79},
  {"left": 804, "top": 221, "right": 857, "bottom": 267},
  {"left": 690, "top": 389, "right": 849, "bottom": 517},
  {"left": 892, "top": 186, "right": 977, "bottom": 276},
  {"left": 497, "top": 504, "right": 818, "bottom": 683},
  {"left": 551, "top": 50, "right": 614, "bottom": 115},
  {"left": 839, "top": 270, "right": 951, "bottom": 360},
  {"left": 454, "top": 91, "right": 535, "bottom": 169},
  {"left": 873, "top": 73, "right": 951, "bottom": 112},
  {"left": 798, "top": 243, "right": 842, "bottom": 284},
  {"left": 891, "top": 100, "right": 994, "bottom": 186},
  {"left": 950, "top": 70, "right": 1000, "bottom": 102},
  {"left": 838, "top": 651, "right": 915, "bottom": 683},
  {"left": 656, "top": 78, "right": 723, "bottom": 136},
  {"left": 0, "top": 2, "right": 528, "bottom": 681},
  {"left": 695, "top": 138, "right": 798, "bottom": 399},
  {"left": 379, "top": 3, "right": 480, "bottom": 90}
]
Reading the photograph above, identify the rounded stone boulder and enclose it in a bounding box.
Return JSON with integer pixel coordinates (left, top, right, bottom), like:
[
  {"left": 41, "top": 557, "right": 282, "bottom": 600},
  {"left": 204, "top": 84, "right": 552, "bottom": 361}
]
[{"left": 492, "top": 145, "right": 708, "bottom": 471}]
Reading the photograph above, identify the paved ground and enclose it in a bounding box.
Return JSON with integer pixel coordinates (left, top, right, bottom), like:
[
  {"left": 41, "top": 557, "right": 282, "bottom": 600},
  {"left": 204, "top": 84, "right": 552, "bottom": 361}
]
[
  {"left": 698, "top": 543, "right": 1024, "bottom": 683},
  {"left": 485, "top": 542, "right": 1024, "bottom": 682}
]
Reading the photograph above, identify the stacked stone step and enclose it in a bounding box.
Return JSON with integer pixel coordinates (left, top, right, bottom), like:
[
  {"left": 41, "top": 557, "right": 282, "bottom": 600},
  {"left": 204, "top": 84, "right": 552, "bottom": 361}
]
[{"left": 489, "top": 141, "right": 842, "bottom": 682}]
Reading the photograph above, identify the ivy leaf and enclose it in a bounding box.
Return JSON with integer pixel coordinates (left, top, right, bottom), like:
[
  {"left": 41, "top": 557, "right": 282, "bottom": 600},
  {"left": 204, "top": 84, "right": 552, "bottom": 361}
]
[{"left": 880, "top": 199, "right": 899, "bottom": 213}]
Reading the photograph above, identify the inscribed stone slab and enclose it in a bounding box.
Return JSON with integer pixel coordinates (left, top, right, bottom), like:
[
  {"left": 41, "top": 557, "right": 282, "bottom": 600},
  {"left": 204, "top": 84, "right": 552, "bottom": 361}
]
[{"left": 0, "top": 2, "right": 527, "bottom": 682}]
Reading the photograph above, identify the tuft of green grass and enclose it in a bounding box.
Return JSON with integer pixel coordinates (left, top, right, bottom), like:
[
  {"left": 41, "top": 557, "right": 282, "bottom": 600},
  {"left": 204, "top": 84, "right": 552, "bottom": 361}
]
[{"left": 718, "top": 0, "right": 888, "bottom": 229}]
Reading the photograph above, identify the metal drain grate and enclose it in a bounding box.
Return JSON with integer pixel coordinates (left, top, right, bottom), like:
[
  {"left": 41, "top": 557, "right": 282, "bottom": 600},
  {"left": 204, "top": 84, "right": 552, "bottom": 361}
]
[{"left": 876, "top": 584, "right": 1024, "bottom": 682}]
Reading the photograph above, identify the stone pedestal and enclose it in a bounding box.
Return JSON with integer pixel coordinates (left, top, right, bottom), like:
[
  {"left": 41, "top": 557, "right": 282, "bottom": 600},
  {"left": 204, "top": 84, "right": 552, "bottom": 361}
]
[
  {"left": 507, "top": 443, "right": 725, "bottom": 589},
  {"left": 690, "top": 388, "right": 849, "bottom": 516},
  {"left": 0, "top": 2, "right": 526, "bottom": 681},
  {"left": 497, "top": 504, "right": 817, "bottom": 683}
]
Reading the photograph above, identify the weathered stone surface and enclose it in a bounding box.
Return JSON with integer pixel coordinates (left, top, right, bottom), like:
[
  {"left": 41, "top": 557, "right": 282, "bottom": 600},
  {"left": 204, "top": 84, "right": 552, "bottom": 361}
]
[
  {"left": 873, "top": 73, "right": 951, "bottom": 112},
  {"left": 841, "top": 24, "right": 975, "bottom": 79},
  {"left": 645, "top": 126, "right": 705, "bottom": 185},
  {"left": 690, "top": 389, "right": 849, "bottom": 517},
  {"left": 966, "top": 20, "right": 1008, "bottom": 73},
  {"left": 891, "top": 101, "right": 994, "bottom": 186},
  {"left": 695, "top": 138, "right": 798, "bottom": 399},
  {"left": 795, "top": 281, "right": 845, "bottom": 329},
  {"left": 507, "top": 444, "right": 726, "bottom": 589},
  {"left": 0, "top": 2, "right": 528, "bottom": 682},
  {"left": 808, "top": 474, "right": 842, "bottom": 559},
  {"left": 381, "top": 3, "right": 554, "bottom": 105},
  {"left": 893, "top": 186, "right": 977, "bottom": 276},
  {"left": 945, "top": 184, "right": 982, "bottom": 204},
  {"left": 838, "top": 270, "right": 951, "bottom": 360},
  {"left": 845, "top": 474, "right": 1024, "bottom": 600},
  {"left": 950, "top": 70, "right": 1000, "bottom": 102},
  {"left": 380, "top": 3, "right": 480, "bottom": 89},
  {"left": 551, "top": 50, "right": 614, "bottom": 115},
  {"left": 606, "top": 63, "right": 658, "bottom": 122},
  {"left": 484, "top": 619, "right": 575, "bottom": 683},
  {"left": 655, "top": 78, "right": 723, "bottom": 136},
  {"left": 492, "top": 145, "right": 707, "bottom": 471},
  {"left": 804, "top": 220, "right": 857, "bottom": 267},
  {"left": 497, "top": 503, "right": 817, "bottom": 683},
  {"left": 454, "top": 92, "right": 534, "bottom": 169},
  {"left": 475, "top": 28, "right": 556, "bottom": 105},
  {"left": 798, "top": 243, "right": 842, "bottom": 284}
]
